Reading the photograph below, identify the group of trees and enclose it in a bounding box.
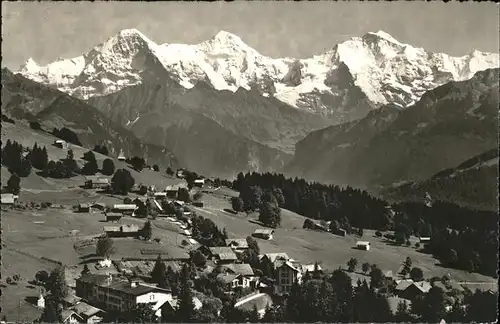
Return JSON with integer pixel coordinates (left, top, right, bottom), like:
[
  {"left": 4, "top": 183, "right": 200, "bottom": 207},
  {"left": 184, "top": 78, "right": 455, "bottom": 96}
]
[
  {"left": 38, "top": 266, "right": 69, "bottom": 323},
  {"left": 190, "top": 215, "right": 228, "bottom": 247},
  {"left": 231, "top": 185, "right": 283, "bottom": 228},
  {"left": 27, "top": 143, "right": 48, "bottom": 170},
  {"left": 52, "top": 127, "right": 82, "bottom": 146},
  {"left": 233, "top": 172, "right": 388, "bottom": 230},
  {"left": 1, "top": 139, "right": 32, "bottom": 177},
  {"left": 126, "top": 156, "right": 146, "bottom": 172}
]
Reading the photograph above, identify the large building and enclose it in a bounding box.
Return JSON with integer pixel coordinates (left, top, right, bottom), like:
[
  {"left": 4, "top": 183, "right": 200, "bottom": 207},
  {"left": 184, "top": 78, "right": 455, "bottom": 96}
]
[{"left": 75, "top": 274, "right": 172, "bottom": 317}]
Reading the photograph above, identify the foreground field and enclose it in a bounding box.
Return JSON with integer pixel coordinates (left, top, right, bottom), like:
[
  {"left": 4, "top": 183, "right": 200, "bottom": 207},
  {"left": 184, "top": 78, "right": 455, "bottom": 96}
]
[{"left": 1, "top": 173, "right": 496, "bottom": 320}]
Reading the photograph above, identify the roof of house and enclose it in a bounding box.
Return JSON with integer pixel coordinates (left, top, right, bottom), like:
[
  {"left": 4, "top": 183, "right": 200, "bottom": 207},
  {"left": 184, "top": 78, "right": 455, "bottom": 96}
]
[
  {"left": 254, "top": 229, "right": 275, "bottom": 235},
  {"left": 78, "top": 274, "right": 109, "bottom": 285},
  {"left": 225, "top": 239, "right": 249, "bottom": 249},
  {"left": 277, "top": 260, "right": 303, "bottom": 272},
  {"left": 1, "top": 193, "right": 15, "bottom": 204},
  {"left": 112, "top": 204, "right": 138, "bottom": 210},
  {"left": 103, "top": 226, "right": 121, "bottom": 232},
  {"left": 63, "top": 295, "right": 82, "bottom": 305},
  {"left": 71, "top": 302, "right": 104, "bottom": 317},
  {"left": 105, "top": 212, "right": 123, "bottom": 217},
  {"left": 356, "top": 241, "right": 371, "bottom": 245},
  {"left": 396, "top": 280, "right": 431, "bottom": 293},
  {"left": 208, "top": 246, "right": 234, "bottom": 255},
  {"left": 222, "top": 263, "right": 255, "bottom": 276},
  {"left": 92, "top": 202, "right": 106, "bottom": 207},
  {"left": 217, "top": 273, "right": 241, "bottom": 284},
  {"left": 259, "top": 253, "right": 290, "bottom": 263},
  {"left": 235, "top": 293, "right": 273, "bottom": 313},
  {"left": 106, "top": 281, "right": 171, "bottom": 296},
  {"left": 121, "top": 224, "right": 139, "bottom": 232},
  {"left": 79, "top": 203, "right": 90, "bottom": 208},
  {"left": 61, "top": 310, "right": 82, "bottom": 322},
  {"left": 217, "top": 252, "right": 238, "bottom": 261}
]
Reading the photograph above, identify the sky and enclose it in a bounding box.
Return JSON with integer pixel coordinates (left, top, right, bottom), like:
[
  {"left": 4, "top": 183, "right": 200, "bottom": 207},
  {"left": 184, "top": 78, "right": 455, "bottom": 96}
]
[{"left": 2, "top": 1, "right": 499, "bottom": 70}]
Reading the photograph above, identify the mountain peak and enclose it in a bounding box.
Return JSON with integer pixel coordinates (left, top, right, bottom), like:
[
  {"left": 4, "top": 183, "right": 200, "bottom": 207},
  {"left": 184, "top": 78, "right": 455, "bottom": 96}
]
[
  {"left": 363, "top": 30, "right": 402, "bottom": 45},
  {"left": 20, "top": 57, "right": 39, "bottom": 72}
]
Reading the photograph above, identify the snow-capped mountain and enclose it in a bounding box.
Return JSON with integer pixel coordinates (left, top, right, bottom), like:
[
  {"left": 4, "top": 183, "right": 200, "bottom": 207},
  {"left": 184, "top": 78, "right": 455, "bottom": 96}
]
[{"left": 19, "top": 28, "right": 499, "bottom": 119}]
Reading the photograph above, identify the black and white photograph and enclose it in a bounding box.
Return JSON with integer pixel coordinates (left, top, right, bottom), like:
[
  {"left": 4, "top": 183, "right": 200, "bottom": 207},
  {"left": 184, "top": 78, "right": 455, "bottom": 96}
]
[{"left": 1, "top": 1, "right": 498, "bottom": 323}]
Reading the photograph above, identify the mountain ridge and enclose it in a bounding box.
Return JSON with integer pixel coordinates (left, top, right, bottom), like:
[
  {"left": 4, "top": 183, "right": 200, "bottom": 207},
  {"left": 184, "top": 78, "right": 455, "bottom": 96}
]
[
  {"left": 18, "top": 28, "right": 499, "bottom": 122},
  {"left": 287, "top": 68, "right": 499, "bottom": 189},
  {"left": 1, "top": 67, "right": 180, "bottom": 169}
]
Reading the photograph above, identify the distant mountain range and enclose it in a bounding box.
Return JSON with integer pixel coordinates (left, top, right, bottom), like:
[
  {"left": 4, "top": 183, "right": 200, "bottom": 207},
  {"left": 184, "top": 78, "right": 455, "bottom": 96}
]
[
  {"left": 287, "top": 68, "right": 499, "bottom": 191},
  {"left": 1, "top": 68, "right": 179, "bottom": 169},
  {"left": 18, "top": 28, "right": 499, "bottom": 123},
  {"left": 8, "top": 29, "right": 500, "bottom": 187}
]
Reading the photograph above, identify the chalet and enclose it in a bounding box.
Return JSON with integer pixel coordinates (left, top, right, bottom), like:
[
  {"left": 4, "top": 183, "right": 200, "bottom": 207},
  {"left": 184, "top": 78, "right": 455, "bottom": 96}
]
[
  {"left": 419, "top": 237, "right": 431, "bottom": 243},
  {"left": 253, "top": 229, "right": 275, "bottom": 240},
  {"left": 1, "top": 193, "right": 17, "bottom": 206},
  {"left": 183, "top": 229, "right": 192, "bottom": 237},
  {"left": 103, "top": 224, "right": 139, "bottom": 237},
  {"left": 234, "top": 293, "right": 273, "bottom": 319},
  {"left": 221, "top": 263, "right": 257, "bottom": 288},
  {"left": 194, "top": 179, "right": 205, "bottom": 188},
  {"left": 61, "top": 309, "right": 83, "bottom": 324},
  {"left": 225, "top": 239, "right": 249, "bottom": 253},
  {"left": 395, "top": 280, "right": 432, "bottom": 300},
  {"left": 217, "top": 273, "right": 246, "bottom": 291},
  {"left": 215, "top": 252, "right": 238, "bottom": 265},
  {"left": 91, "top": 202, "right": 107, "bottom": 211},
  {"left": 274, "top": 258, "right": 306, "bottom": 294},
  {"left": 166, "top": 188, "right": 178, "bottom": 199},
  {"left": 313, "top": 221, "right": 331, "bottom": 232},
  {"left": 356, "top": 241, "right": 371, "bottom": 251},
  {"left": 71, "top": 301, "right": 106, "bottom": 324},
  {"left": 105, "top": 212, "right": 123, "bottom": 222},
  {"left": 110, "top": 204, "right": 138, "bottom": 215},
  {"left": 84, "top": 176, "right": 110, "bottom": 190},
  {"left": 153, "top": 192, "right": 168, "bottom": 200},
  {"left": 173, "top": 200, "right": 185, "bottom": 207},
  {"left": 192, "top": 201, "right": 204, "bottom": 208},
  {"left": 331, "top": 228, "right": 347, "bottom": 237},
  {"left": 117, "top": 154, "right": 126, "bottom": 161},
  {"left": 78, "top": 203, "right": 91, "bottom": 213},
  {"left": 75, "top": 274, "right": 172, "bottom": 318},
  {"left": 62, "top": 295, "right": 82, "bottom": 308},
  {"left": 54, "top": 139, "right": 68, "bottom": 149},
  {"left": 198, "top": 246, "right": 234, "bottom": 260}
]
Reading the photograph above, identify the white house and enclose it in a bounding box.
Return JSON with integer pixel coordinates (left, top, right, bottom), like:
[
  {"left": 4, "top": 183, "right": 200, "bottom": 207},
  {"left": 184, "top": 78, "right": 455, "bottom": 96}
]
[
  {"left": 1, "top": 193, "right": 17, "bottom": 206},
  {"left": 419, "top": 237, "right": 431, "bottom": 243},
  {"left": 54, "top": 139, "right": 68, "bottom": 149},
  {"left": 194, "top": 179, "right": 205, "bottom": 188},
  {"left": 356, "top": 241, "right": 371, "bottom": 251},
  {"left": 37, "top": 293, "right": 45, "bottom": 309},
  {"left": 76, "top": 274, "right": 173, "bottom": 318}
]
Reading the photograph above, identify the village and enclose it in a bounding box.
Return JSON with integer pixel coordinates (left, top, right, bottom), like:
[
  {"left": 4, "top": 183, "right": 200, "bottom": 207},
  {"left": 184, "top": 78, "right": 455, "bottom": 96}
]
[{"left": 0, "top": 134, "right": 497, "bottom": 323}]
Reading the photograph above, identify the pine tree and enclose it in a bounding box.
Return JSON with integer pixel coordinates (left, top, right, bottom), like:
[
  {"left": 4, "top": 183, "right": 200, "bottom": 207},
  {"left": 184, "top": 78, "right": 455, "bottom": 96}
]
[
  {"left": 81, "top": 151, "right": 99, "bottom": 175},
  {"left": 48, "top": 266, "right": 68, "bottom": 304},
  {"left": 102, "top": 158, "right": 115, "bottom": 176},
  {"left": 151, "top": 255, "right": 167, "bottom": 285},
  {"left": 177, "top": 264, "right": 195, "bottom": 321},
  {"left": 140, "top": 221, "right": 153, "bottom": 240},
  {"left": 6, "top": 174, "right": 21, "bottom": 194},
  {"left": 40, "top": 299, "right": 58, "bottom": 323},
  {"left": 96, "top": 237, "right": 115, "bottom": 258},
  {"left": 347, "top": 257, "right": 358, "bottom": 272}
]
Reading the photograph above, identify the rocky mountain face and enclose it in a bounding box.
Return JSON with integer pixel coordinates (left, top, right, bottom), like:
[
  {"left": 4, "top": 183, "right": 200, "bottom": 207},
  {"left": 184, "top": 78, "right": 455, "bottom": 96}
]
[
  {"left": 86, "top": 78, "right": 304, "bottom": 178},
  {"left": 288, "top": 68, "right": 500, "bottom": 190},
  {"left": 383, "top": 149, "right": 498, "bottom": 211},
  {"left": 18, "top": 29, "right": 499, "bottom": 124},
  {"left": 1, "top": 68, "right": 180, "bottom": 168}
]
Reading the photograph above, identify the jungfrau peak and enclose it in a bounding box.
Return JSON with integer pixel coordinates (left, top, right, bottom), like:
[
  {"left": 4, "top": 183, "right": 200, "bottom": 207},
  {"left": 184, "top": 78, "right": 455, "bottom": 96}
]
[{"left": 18, "top": 28, "right": 499, "bottom": 118}]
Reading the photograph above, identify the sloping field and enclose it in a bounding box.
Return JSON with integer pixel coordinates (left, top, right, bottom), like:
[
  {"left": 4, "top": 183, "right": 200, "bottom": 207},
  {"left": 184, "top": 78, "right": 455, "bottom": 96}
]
[{"left": 193, "top": 188, "right": 496, "bottom": 283}]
